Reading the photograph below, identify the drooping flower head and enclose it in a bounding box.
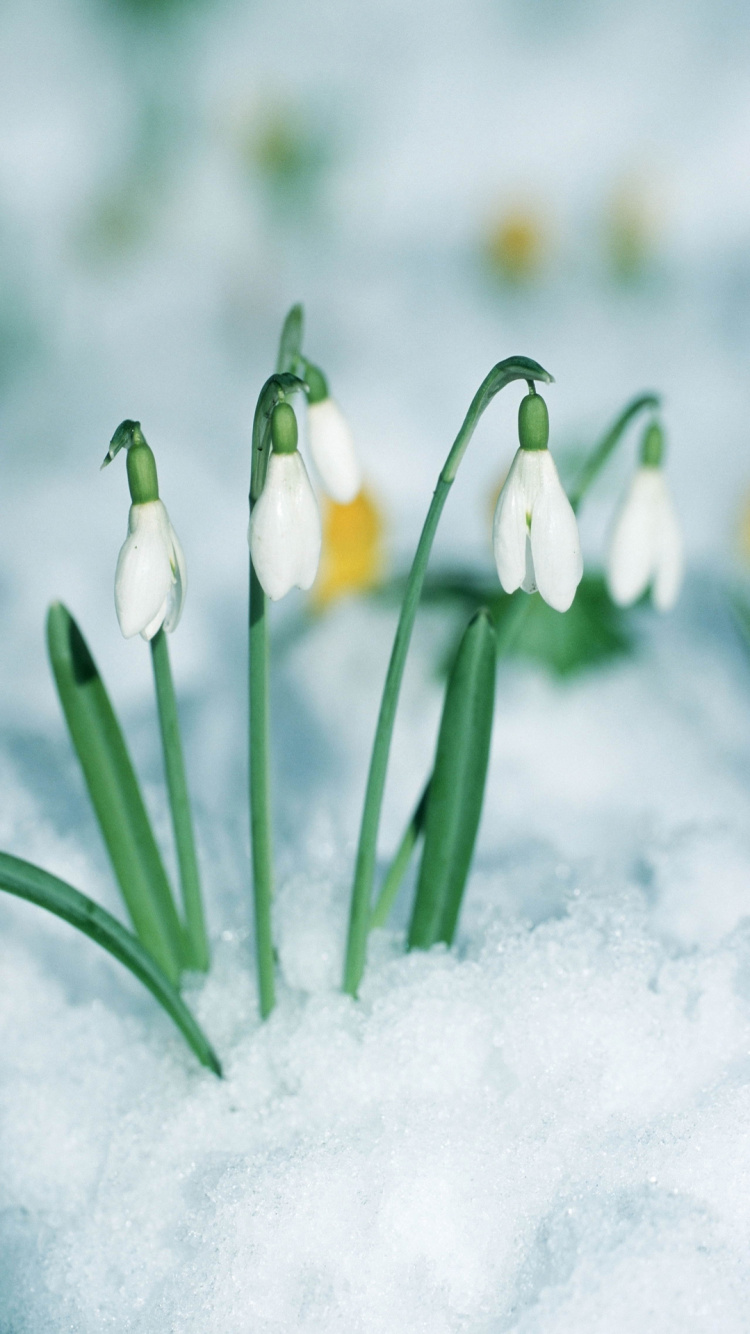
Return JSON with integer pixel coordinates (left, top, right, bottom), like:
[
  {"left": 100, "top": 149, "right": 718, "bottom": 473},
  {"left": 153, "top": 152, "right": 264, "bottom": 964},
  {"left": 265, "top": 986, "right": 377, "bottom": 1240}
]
[
  {"left": 104, "top": 421, "right": 187, "bottom": 641},
  {"left": 249, "top": 400, "right": 322, "bottom": 601},
  {"left": 304, "top": 362, "right": 361, "bottom": 505},
  {"left": 492, "top": 390, "right": 583, "bottom": 613},
  {"left": 606, "top": 420, "right": 683, "bottom": 611}
]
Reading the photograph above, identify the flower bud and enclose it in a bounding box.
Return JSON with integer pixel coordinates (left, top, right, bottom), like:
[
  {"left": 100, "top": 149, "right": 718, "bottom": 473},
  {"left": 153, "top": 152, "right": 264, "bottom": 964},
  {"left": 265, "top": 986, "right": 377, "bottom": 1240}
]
[
  {"left": 270, "top": 400, "right": 298, "bottom": 455},
  {"left": 518, "top": 391, "right": 549, "bottom": 451}
]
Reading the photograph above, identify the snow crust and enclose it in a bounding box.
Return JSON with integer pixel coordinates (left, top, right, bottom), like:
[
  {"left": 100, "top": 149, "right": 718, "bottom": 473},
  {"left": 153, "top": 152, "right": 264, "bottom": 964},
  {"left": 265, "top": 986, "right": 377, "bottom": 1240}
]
[{"left": 3, "top": 589, "right": 750, "bottom": 1331}]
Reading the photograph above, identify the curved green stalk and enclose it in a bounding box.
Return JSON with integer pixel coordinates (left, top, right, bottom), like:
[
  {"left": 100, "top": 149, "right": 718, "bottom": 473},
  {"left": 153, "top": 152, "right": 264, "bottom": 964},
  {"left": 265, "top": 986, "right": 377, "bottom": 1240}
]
[
  {"left": 150, "top": 629, "right": 208, "bottom": 972},
  {"left": 248, "top": 306, "right": 306, "bottom": 1019},
  {"left": 568, "top": 392, "right": 660, "bottom": 513},
  {"left": 343, "top": 356, "right": 553, "bottom": 997},
  {"left": 0, "top": 852, "right": 221, "bottom": 1074},
  {"left": 369, "top": 779, "right": 430, "bottom": 930}
]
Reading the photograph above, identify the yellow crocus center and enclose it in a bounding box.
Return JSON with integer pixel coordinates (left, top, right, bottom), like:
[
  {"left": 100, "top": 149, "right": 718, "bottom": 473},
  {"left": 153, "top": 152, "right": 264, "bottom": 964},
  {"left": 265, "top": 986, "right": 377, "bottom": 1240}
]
[{"left": 312, "top": 487, "right": 385, "bottom": 611}]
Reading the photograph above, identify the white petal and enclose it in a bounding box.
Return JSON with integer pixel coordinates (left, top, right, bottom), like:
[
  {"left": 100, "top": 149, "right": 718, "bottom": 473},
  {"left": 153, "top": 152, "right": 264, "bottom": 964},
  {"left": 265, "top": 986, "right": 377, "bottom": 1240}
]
[
  {"left": 307, "top": 398, "right": 362, "bottom": 504},
  {"left": 141, "top": 597, "right": 170, "bottom": 642},
  {"left": 528, "top": 451, "right": 583, "bottom": 612},
  {"left": 162, "top": 519, "right": 187, "bottom": 633},
  {"left": 115, "top": 500, "right": 174, "bottom": 638},
  {"left": 520, "top": 534, "right": 537, "bottom": 592},
  {"left": 249, "top": 452, "right": 322, "bottom": 601},
  {"left": 492, "top": 448, "right": 538, "bottom": 594},
  {"left": 651, "top": 478, "right": 684, "bottom": 611},
  {"left": 606, "top": 467, "right": 661, "bottom": 608}
]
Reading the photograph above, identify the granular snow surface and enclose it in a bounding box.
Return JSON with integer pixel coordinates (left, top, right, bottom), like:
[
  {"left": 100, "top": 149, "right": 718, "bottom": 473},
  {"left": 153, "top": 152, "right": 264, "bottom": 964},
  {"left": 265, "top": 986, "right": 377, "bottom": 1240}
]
[{"left": 3, "top": 586, "right": 750, "bottom": 1332}]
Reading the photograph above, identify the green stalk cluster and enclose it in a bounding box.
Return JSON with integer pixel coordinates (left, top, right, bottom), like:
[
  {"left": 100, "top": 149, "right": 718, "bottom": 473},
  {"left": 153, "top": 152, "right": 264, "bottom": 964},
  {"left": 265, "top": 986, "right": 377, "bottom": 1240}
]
[{"left": 0, "top": 300, "right": 668, "bottom": 1077}]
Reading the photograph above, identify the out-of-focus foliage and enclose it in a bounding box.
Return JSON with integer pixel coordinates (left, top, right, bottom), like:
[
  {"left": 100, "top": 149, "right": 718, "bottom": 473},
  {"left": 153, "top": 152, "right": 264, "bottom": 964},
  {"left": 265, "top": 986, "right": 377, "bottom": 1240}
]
[
  {"left": 238, "top": 102, "right": 333, "bottom": 213},
  {"left": 604, "top": 178, "right": 658, "bottom": 286},
  {"left": 376, "top": 568, "right": 635, "bottom": 679},
  {"left": 104, "top": 0, "right": 206, "bottom": 16},
  {"left": 80, "top": 103, "right": 174, "bottom": 260}
]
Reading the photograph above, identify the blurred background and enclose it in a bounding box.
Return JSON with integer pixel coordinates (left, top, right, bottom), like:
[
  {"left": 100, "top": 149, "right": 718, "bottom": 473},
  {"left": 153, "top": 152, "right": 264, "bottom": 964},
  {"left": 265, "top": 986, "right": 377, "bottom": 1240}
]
[{"left": 1, "top": 0, "right": 750, "bottom": 722}]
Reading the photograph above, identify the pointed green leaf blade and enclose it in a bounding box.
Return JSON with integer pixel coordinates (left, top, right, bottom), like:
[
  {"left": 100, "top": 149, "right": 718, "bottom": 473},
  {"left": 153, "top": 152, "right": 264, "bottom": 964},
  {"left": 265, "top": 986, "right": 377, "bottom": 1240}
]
[
  {"left": 408, "top": 608, "right": 497, "bottom": 951},
  {"left": 0, "top": 852, "right": 220, "bottom": 1075},
  {"left": 46, "top": 603, "right": 183, "bottom": 983}
]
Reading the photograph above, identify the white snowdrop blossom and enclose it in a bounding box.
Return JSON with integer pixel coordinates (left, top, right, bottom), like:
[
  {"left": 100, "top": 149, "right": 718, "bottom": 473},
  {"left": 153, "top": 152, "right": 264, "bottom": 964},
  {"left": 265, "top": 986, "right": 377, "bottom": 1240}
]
[
  {"left": 115, "top": 499, "right": 187, "bottom": 640},
  {"left": 249, "top": 451, "right": 322, "bottom": 601},
  {"left": 307, "top": 397, "right": 361, "bottom": 504},
  {"left": 606, "top": 466, "right": 683, "bottom": 611},
  {"left": 492, "top": 447, "right": 583, "bottom": 612}
]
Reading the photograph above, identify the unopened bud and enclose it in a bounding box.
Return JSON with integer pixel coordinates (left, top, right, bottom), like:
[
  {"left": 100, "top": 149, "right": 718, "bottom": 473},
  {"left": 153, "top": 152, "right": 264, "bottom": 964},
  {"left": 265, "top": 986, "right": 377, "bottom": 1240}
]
[
  {"left": 518, "top": 391, "right": 549, "bottom": 451},
  {"left": 270, "top": 401, "right": 299, "bottom": 455}
]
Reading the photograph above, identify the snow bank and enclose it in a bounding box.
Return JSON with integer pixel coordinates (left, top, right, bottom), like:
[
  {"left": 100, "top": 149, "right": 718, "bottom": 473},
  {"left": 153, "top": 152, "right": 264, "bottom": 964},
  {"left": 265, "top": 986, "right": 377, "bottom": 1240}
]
[{"left": 2, "top": 589, "right": 750, "bottom": 1330}]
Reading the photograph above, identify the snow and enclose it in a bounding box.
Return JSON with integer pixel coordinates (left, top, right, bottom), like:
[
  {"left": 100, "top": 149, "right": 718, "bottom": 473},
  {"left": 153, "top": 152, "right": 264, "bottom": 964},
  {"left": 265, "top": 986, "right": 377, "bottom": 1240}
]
[
  {"left": 4, "top": 591, "right": 750, "bottom": 1331},
  {"left": 2, "top": 0, "right": 750, "bottom": 1328}
]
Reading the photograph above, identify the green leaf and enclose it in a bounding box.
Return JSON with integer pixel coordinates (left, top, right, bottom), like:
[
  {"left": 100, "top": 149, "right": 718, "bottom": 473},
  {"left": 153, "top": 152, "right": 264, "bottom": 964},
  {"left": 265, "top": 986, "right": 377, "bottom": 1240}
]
[
  {"left": 47, "top": 603, "right": 183, "bottom": 984},
  {"left": 375, "top": 567, "right": 635, "bottom": 680},
  {"left": 0, "top": 852, "right": 220, "bottom": 1075},
  {"left": 497, "top": 573, "right": 634, "bottom": 677},
  {"left": 408, "top": 608, "right": 497, "bottom": 950}
]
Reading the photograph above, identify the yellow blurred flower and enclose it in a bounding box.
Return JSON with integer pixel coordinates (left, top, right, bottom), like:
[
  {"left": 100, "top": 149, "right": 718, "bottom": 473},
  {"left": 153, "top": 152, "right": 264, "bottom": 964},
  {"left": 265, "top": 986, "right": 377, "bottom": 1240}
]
[
  {"left": 312, "top": 487, "right": 385, "bottom": 610},
  {"left": 485, "top": 206, "right": 546, "bottom": 284}
]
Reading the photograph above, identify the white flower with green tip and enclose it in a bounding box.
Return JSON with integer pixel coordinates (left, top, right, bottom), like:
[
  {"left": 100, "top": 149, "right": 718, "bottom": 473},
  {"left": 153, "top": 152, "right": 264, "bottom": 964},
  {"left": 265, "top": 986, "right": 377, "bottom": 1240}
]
[
  {"left": 492, "top": 392, "right": 583, "bottom": 613},
  {"left": 606, "top": 426, "right": 683, "bottom": 611},
  {"left": 249, "top": 400, "right": 322, "bottom": 601},
  {"left": 115, "top": 499, "right": 187, "bottom": 640}
]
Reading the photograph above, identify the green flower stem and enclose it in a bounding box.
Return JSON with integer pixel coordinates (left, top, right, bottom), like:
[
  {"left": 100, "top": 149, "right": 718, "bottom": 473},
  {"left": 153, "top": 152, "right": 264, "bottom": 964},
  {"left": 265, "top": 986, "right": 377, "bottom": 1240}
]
[
  {"left": 369, "top": 779, "right": 430, "bottom": 930},
  {"left": 248, "top": 304, "right": 305, "bottom": 1020},
  {"left": 150, "top": 629, "right": 208, "bottom": 973},
  {"left": 343, "top": 356, "right": 553, "bottom": 997},
  {"left": 368, "top": 589, "right": 533, "bottom": 932},
  {"left": 568, "top": 392, "right": 660, "bottom": 514},
  {"left": 248, "top": 562, "right": 275, "bottom": 1018}
]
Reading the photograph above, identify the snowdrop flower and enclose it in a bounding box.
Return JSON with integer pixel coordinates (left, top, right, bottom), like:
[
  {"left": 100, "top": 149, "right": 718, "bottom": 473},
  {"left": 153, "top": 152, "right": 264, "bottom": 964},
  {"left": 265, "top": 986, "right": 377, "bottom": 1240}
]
[
  {"left": 116, "top": 500, "right": 186, "bottom": 639},
  {"left": 606, "top": 421, "right": 683, "bottom": 611},
  {"left": 107, "top": 422, "right": 187, "bottom": 641},
  {"left": 249, "top": 400, "right": 322, "bottom": 601},
  {"left": 304, "top": 363, "right": 361, "bottom": 504},
  {"left": 492, "top": 391, "right": 583, "bottom": 613}
]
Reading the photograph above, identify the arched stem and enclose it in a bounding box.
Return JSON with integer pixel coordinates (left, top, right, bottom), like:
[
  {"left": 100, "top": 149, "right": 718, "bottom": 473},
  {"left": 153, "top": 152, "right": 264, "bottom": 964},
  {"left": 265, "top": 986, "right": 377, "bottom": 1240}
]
[
  {"left": 342, "top": 356, "right": 553, "bottom": 997},
  {"left": 568, "top": 392, "right": 660, "bottom": 513}
]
